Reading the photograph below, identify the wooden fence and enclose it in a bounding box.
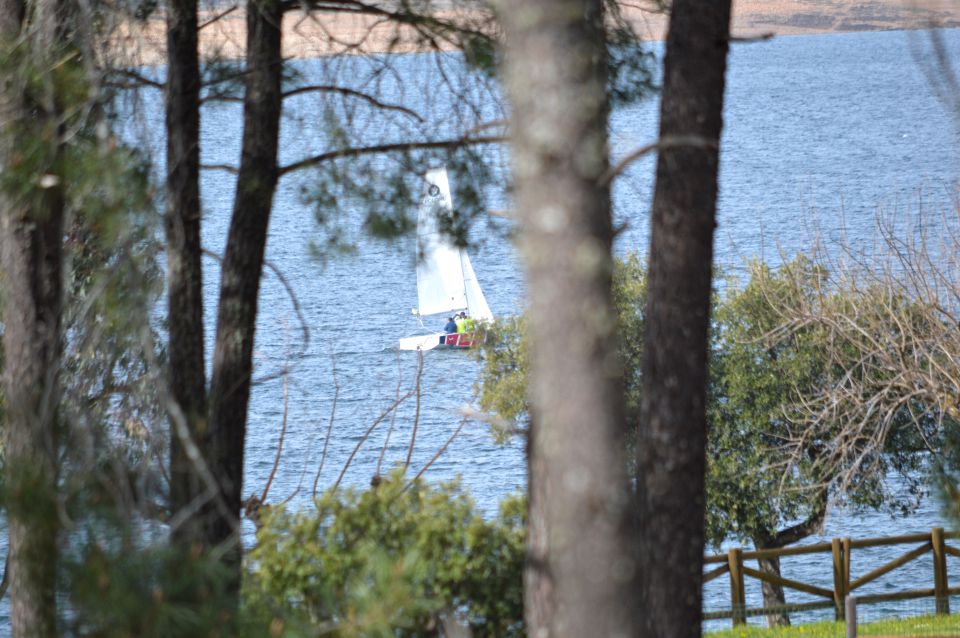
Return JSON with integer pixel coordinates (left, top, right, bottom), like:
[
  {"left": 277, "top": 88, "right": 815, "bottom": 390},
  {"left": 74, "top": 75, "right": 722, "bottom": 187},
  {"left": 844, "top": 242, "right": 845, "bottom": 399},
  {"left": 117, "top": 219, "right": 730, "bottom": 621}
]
[{"left": 703, "top": 527, "right": 960, "bottom": 626}]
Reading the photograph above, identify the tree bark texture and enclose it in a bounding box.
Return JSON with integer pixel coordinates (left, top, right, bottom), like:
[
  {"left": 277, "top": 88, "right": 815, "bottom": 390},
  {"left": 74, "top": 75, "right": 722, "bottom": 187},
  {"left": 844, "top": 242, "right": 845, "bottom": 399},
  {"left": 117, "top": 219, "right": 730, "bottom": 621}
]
[
  {"left": 523, "top": 417, "right": 554, "bottom": 633},
  {"left": 636, "top": 1, "right": 732, "bottom": 637},
  {"left": 207, "top": 0, "right": 283, "bottom": 600},
  {"left": 755, "top": 552, "right": 790, "bottom": 627},
  {"left": 752, "top": 493, "right": 827, "bottom": 627},
  {"left": 0, "top": 0, "right": 66, "bottom": 633},
  {"left": 2, "top": 182, "right": 64, "bottom": 638},
  {"left": 165, "top": 0, "right": 209, "bottom": 547},
  {"left": 501, "top": 2, "right": 639, "bottom": 635}
]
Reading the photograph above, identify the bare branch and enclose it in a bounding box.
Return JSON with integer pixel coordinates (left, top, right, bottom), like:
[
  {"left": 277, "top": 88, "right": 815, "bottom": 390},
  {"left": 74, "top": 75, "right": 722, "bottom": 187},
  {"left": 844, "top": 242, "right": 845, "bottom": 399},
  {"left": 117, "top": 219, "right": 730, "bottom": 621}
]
[
  {"left": 202, "top": 249, "right": 311, "bottom": 384},
  {"left": 278, "top": 134, "right": 506, "bottom": 176},
  {"left": 403, "top": 349, "right": 424, "bottom": 470},
  {"left": 333, "top": 386, "right": 416, "bottom": 491},
  {"left": 313, "top": 353, "right": 340, "bottom": 499},
  {"left": 376, "top": 354, "right": 404, "bottom": 477},
  {"left": 282, "top": 84, "right": 424, "bottom": 122},
  {"left": 201, "top": 162, "right": 239, "bottom": 175},
  {"left": 600, "top": 133, "right": 717, "bottom": 186},
  {"left": 105, "top": 68, "right": 164, "bottom": 91},
  {"left": 260, "top": 368, "right": 291, "bottom": 503},
  {"left": 199, "top": 5, "right": 239, "bottom": 31},
  {"left": 405, "top": 416, "right": 467, "bottom": 488}
]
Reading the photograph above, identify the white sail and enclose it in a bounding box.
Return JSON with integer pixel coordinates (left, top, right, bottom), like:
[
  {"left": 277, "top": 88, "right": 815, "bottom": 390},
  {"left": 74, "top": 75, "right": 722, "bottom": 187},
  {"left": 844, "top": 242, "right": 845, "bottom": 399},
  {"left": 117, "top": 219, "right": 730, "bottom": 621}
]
[
  {"left": 400, "top": 167, "right": 492, "bottom": 351},
  {"left": 461, "top": 251, "right": 493, "bottom": 321},
  {"left": 416, "top": 168, "right": 469, "bottom": 316}
]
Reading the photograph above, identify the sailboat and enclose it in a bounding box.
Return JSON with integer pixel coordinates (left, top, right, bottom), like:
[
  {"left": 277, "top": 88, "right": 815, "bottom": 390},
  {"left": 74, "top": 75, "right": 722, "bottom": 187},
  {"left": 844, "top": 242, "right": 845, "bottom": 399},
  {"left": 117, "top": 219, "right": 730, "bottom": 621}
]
[{"left": 398, "top": 167, "right": 493, "bottom": 351}]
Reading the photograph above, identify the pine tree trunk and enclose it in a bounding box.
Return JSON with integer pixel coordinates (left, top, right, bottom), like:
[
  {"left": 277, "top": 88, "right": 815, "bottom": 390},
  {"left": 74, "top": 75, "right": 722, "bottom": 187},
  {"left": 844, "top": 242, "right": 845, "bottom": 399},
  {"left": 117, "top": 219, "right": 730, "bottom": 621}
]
[
  {"left": 1, "top": 0, "right": 66, "bottom": 633},
  {"left": 165, "top": 0, "right": 209, "bottom": 546},
  {"left": 523, "top": 417, "right": 554, "bottom": 630},
  {"left": 636, "top": 1, "right": 732, "bottom": 637},
  {"left": 2, "top": 189, "right": 63, "bottom": 638},
  {"left": 500, "top": 2, "right": 639, "bottom": 635},
  {"left": 206, "top": 0, "right": 283, "bottom": 608}
]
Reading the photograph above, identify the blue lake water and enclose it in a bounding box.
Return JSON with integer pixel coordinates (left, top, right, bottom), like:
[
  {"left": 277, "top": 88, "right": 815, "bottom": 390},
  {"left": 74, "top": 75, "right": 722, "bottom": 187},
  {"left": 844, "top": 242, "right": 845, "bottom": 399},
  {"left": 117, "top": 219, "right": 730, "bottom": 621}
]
[
  {"left": 223, "top": 27, "right": 960, "bottom": 518},
  {"left": 229, "top": 27, "right": 960, "bottom": 629},
  {"left": 5, "top": 25, "right": 960, "bottom": 632}
]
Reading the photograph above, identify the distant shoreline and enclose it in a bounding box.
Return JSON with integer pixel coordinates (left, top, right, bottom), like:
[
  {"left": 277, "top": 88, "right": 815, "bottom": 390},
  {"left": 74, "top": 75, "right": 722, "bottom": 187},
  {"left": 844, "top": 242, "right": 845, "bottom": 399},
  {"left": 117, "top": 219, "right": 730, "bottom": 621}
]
[{"left": 113, "top": 1, "right": 960, "bottom": 66}]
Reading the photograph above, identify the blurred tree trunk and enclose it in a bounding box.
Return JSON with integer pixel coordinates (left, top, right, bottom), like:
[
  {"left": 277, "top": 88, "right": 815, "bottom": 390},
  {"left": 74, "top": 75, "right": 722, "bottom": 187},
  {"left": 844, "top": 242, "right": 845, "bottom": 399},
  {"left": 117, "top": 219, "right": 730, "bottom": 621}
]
[
  {"left": 0, "top": 0, "right": 65, "bottom": 634},
  {"left": 207, "top": 0, "right": 283, "bottom": 606},
  {"left": 636, "top": 1, "right": 732, "bottom": 637},
  {"left": 165, "top": 0, "right": 209, "bottom": 547},
  {"left": 500, "top": 1, "right": 639, "bottom": 635},
  {"left": 523, "top": 416, "right": 554, "bottom": 630}
]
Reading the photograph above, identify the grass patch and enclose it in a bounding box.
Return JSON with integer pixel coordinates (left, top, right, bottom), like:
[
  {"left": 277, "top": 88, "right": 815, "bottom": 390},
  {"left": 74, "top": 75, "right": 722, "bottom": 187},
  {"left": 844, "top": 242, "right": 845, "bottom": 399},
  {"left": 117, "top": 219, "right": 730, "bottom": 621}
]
[
  {"left": 707, "top": 619, "right": 844, "bottom": 638},
  {"left": 861, "top": 612, "right": 960, "bottom": 636},
  {"left": 706, "top": 613, "right": 960, "bottom": 637}
]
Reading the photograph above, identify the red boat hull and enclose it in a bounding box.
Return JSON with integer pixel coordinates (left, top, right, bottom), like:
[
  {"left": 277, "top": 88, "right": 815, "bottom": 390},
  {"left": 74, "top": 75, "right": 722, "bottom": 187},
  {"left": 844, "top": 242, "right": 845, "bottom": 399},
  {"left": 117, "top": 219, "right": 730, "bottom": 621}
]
[{"left": 442, "top": 333, "right": 476, "bottom": 348}]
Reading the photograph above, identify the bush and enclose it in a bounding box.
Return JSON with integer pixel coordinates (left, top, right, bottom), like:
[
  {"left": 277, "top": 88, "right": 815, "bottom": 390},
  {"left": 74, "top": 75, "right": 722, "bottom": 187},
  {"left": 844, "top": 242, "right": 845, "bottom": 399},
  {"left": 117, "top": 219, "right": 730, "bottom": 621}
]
[{"left": 246, "top": 469, "right": 525, "bottom": 637}]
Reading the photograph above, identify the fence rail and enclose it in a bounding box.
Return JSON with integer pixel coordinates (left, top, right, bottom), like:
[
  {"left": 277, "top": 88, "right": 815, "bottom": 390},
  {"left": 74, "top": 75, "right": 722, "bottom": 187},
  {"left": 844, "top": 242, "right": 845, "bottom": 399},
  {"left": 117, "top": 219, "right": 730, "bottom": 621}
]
[{"left": 703, "top": 527, "right": 960, "bottom": 626}]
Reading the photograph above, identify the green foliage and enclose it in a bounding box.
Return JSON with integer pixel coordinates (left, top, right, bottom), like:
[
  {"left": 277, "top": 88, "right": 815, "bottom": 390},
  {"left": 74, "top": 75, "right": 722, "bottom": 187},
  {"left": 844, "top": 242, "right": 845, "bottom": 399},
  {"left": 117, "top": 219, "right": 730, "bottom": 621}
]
[
  {"left": 611, "top": 253, "right": 649, "bottom": 423},
  {"left": 478, "top": 254, "right": 942, "bottom": 551},
  {"left": 56, "top": 91, "right": 165, "bottom": 527},
  {"left": 604, "top": 7, "right": 658, "bottom": 107},
  {"left": 201, "top": 58, "right": 247, "bottom": 103},
  {"left": 304, "top": 146, "right": 496, "bottom": 261},
  {"left": 477, "top": 256, "right": 648, "bottom": 433},
  {"left": 461, "top": 29, "right": 498, "bottom": 76},
  {"left": 707, "top": 259, "right": 833, "bottom": 545},
  {"left": 475, "top": 315, "right": 528, "bottom": 427},
  {"left": 64, "top": 543, "right": 241, "bottom": 637},
  {"left": 0, "top": 18, "right": 168, "bottom": 633},
  {"left": 247, "top": 469, "right": 525, "bottom": 637}
]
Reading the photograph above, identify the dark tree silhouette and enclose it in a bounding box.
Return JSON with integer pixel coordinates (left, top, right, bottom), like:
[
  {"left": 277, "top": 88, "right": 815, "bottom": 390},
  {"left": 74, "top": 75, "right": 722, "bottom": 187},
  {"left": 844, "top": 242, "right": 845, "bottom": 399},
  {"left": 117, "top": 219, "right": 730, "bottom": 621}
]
[{"left": 636, "top": 1, "right": 732, "bottom": 637}]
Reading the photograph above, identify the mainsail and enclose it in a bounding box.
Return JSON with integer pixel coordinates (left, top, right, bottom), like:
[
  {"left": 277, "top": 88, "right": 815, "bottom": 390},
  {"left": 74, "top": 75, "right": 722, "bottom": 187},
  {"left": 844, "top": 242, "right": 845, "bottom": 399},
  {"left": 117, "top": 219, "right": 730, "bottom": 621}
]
[{"left": 415, "top": 168, "right": 492, "bottom": 320}]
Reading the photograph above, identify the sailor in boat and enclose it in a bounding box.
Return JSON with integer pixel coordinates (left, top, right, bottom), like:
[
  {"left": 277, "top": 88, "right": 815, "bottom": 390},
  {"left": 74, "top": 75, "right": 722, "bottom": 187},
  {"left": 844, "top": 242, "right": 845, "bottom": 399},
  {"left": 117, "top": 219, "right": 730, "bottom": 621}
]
[
  {"left": 462, "top": 312, "right": 475, "bottom": 333},
  {"left": 444, "top": 316, "right": 458, "bottom": 334},
  {"left": 397, "top": 166, "right": 493, "bottom": 351},
  {"left": 440, "top": 316, "right": 457, "bottom": 345}
]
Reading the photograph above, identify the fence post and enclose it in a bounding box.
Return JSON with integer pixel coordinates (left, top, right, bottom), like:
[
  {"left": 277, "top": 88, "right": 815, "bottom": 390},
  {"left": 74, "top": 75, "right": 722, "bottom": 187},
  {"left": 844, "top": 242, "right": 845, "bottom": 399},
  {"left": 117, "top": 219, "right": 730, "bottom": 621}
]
[
  {"left": 843, "top": 536, "right": 852, "bottom": 603},
  {"left": 932, "top": 526, "right": 950, "bottom": 614},
  {"left": 845, "top": 595, "right": 857, "bottom": 638},
  {"left": 832, "top": 538, "right": 848, "bottom": 620},
  {"left": 728, "top": 547, "right": 746, "bottom": 626}
]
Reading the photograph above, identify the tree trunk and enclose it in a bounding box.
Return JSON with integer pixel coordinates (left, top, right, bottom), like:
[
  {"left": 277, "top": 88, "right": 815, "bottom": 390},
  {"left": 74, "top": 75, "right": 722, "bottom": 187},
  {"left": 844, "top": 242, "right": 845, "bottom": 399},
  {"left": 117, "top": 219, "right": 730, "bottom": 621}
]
[
  {"left": 0, "top": 10, "right": 64, "bottom": 637},
  {"left": 2, "top": 180, "right": 64, "bottom": 638},
  {"left": 500, "top": 2, "right": 639, "bottom": 635},
  {"left": 206, "top": 0, "right": 283, "bottom": 605},
  {"left": 165, "top": 0, "right": 209, "bottom": 546},
  {"left": 752, "top": 492, "right": 828, "bottom": 627},
  {"left": 636, "top": 1, "right": 732, "bottom": 637},
  {"left": 1, "top": 0, "right": 67, "bottom": 633},
  {"left": 523, "top": 417, "right": 554, "bottom": 631},
  {"left": 754, "top": 549, "right": 790, "bottom": 627}
]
